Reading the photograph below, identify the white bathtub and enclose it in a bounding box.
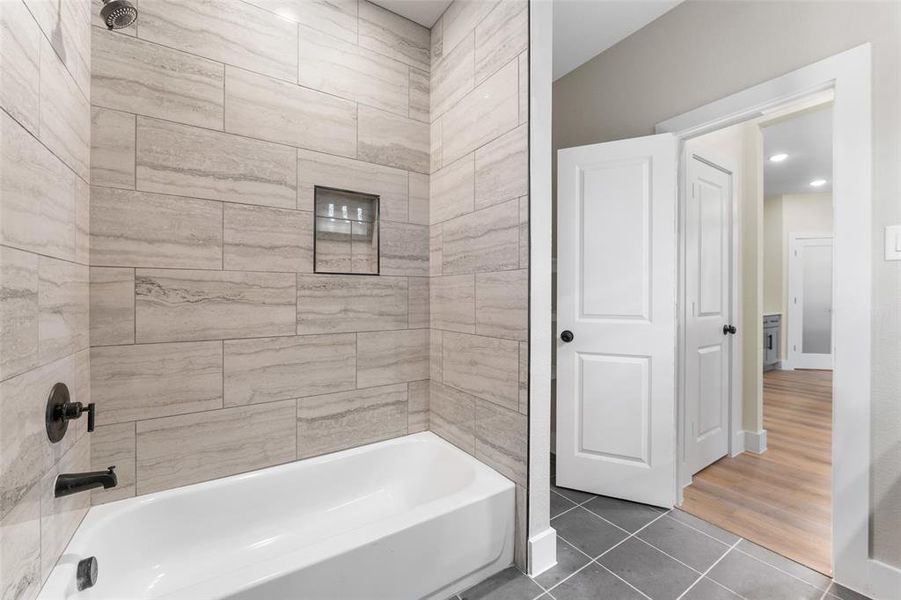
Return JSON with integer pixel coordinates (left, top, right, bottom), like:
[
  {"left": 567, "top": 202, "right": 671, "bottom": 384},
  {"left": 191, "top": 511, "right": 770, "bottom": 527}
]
[{"left": 38, "top": 432, "right": 514, "bottom": 600}]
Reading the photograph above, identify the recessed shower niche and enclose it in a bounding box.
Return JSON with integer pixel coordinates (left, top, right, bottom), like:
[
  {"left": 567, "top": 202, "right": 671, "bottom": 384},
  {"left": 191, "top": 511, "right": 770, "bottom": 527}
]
[{"left": 314, "top": 187, "right": 380, "bottom": 275}]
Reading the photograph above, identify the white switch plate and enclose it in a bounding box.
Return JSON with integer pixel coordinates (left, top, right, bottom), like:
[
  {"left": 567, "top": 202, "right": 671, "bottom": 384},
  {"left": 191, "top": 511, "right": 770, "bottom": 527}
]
[{"left": 886, "top": 224, "right": 901, "bottom": 261}]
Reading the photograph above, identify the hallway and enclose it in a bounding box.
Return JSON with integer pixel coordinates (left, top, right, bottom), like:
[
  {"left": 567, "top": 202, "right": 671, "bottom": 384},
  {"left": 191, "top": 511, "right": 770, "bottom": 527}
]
[{"left": 681, "top": 370, "right": 833, "bottom": 575}]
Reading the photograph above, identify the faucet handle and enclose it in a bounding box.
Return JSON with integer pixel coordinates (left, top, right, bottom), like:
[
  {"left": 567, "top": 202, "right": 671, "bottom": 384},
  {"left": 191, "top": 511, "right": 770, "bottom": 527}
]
[{"left": 87, "top": 403, "right": 95, "bottom": 432}]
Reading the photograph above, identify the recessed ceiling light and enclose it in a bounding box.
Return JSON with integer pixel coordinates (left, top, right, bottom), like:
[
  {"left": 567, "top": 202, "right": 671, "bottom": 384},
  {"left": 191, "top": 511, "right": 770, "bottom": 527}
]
[
  {"left": 769, "top": 153, "right": 789, "bottom": 163},
  {"left": 810, "top": 179, "right": 827, "bottom": 187}
]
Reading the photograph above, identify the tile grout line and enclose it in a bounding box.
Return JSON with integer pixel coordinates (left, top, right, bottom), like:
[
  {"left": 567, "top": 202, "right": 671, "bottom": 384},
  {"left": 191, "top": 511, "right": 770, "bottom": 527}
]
[
  {"left": 675, "top": 539, "right": 743, "bottom": 600},
  {"left": 730, "top": 542, "right": 832, "bottom": 593}
]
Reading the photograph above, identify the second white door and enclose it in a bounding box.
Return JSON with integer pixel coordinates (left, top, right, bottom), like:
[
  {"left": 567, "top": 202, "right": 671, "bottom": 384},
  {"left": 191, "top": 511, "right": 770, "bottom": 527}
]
[{"left": 684, "top": 155, "right": 733, "bottom": 476}]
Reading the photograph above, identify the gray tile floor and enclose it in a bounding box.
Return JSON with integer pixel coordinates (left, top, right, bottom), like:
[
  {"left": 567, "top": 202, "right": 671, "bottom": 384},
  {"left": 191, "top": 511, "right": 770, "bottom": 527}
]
[{"left": 450, "top": 472, "right": 871, "bottom": 600}]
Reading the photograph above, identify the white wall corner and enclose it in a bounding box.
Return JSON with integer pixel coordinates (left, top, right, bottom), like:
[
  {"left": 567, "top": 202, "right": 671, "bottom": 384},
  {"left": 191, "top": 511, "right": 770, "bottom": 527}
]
[
  {"left": 528, "top": 527, "right": 557, "bottom": 577},
  {"left": 743, "top": 429, "right": 768, "bottom": 454}
]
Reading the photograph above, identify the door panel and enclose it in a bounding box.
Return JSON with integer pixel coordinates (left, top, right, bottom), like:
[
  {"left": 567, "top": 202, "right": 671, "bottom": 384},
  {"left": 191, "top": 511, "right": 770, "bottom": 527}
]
[
  {"left": 684, "top": 156, "right": 732, "bottom": 476},
  {"left": 557, "top": 134, "right": 677, "bottom": 508},
  {"left": 787, "top": 235, "right": 833, "bottom": 369}
]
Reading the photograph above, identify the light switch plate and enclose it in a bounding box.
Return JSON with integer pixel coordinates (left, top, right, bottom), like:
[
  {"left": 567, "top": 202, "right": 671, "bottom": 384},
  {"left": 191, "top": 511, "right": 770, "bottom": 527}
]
[{"left": 886, "top": 225, "right": 901, "bottom": 261}]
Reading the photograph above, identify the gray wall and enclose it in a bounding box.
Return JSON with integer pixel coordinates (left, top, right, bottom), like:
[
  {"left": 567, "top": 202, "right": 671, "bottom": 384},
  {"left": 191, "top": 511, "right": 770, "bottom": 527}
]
[
  {"left": 553, "top": 0, "right": 901, "bottom": 568},
  {"left": 0, "top": 0, "right": 92, "bottom": 597},
  {"left": 87, "top": 0, "right": 432, "bottom": 502},
  {"left": 428, "top": 0, "right": 530, "bottom": 570}
]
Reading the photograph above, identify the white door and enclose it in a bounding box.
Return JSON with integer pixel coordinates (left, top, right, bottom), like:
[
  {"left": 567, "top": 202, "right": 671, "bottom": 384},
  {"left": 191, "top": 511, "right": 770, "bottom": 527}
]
[
  {"left": 683, "top": 156, "right": 733, "bottom": 476},
  {"left": 787, "top": 234, "right": 833, "bottom": 370},
  {"left": 556, "top": 134, "right": 678, "bottom": 508}
]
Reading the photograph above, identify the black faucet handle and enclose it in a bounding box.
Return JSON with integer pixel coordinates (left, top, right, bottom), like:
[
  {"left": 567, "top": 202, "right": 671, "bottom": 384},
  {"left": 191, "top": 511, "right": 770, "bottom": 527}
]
[{"left": 87, "top": 403, "right": 95, "bottom": 432}]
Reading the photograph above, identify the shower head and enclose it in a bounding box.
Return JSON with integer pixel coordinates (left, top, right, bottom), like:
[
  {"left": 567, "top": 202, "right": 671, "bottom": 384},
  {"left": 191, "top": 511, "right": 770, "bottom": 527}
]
[{"left": 100, "top": 0, "right": 137, "bottom": 30}]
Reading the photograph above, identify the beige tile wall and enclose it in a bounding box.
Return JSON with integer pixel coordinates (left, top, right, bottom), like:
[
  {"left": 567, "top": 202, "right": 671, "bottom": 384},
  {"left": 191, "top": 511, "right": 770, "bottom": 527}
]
[
  {"left": 427, "top": 0, "right": 530, "bottom": 571},
  {"left": 0, "top": 1, "right": 93, "bottom": 597},
  {"left": 87, "top": 0, "right": 432, "bottom": 505}
]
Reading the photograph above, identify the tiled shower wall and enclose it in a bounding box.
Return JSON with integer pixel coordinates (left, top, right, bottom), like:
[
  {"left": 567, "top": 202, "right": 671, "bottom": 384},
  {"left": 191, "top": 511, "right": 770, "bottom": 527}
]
[
  {"left": 0, "top": 0, "right": 93, "bottom": 597},
  {"left": 427, "top": 0, "right": 530, "bottom": 570},
  {"left": 87, "top": 0, "right": 432, "bottom": 502}
]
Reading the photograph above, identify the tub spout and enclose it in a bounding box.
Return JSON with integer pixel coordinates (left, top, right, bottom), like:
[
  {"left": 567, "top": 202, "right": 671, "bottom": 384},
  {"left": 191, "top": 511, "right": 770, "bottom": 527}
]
[{"left": 55, "top": 466, "right": 117, "bottom": 498}]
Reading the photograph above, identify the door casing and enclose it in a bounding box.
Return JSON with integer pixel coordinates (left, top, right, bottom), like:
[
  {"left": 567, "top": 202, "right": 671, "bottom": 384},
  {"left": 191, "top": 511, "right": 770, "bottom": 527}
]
[{"left": 655, "top": 44, "right": 879, "bottom": 596}]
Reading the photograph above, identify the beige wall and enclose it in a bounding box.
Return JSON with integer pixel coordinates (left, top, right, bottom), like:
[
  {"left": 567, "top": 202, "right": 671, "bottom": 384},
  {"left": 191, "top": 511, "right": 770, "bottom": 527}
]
[
  {"left": 86, "top": 0, "right": 432, "bottom": 503},
  {"left": 763, "top": 193, "right": 834, "bottom": 354},
  {"left": 553, "top": 0, "right": 901, "bottom": 567},
  {"left": 427, "top": 0, "right": 529, "bottom": 570},
  {"left": 0, "top": 0, "right": 92, "bottom": 597}
]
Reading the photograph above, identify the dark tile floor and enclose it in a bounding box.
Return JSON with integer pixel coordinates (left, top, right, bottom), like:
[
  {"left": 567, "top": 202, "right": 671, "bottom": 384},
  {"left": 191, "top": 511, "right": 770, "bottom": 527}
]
[{"left": 450, "top": 474, "right": 871, "bottom": 600}]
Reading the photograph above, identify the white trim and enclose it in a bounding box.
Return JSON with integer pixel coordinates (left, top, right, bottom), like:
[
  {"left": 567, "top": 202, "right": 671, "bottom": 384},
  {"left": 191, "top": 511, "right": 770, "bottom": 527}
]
[
  {"left": 527, "top": 527, "right": 558, "bottom": 577},
  {"left": 785, "top": 232, "right": 834, "bottom": 371},
  {"left": 658, "top": 44, "right": 880, "bottom": 598},
  {"left": 527, "top": 0, "right": 556, "bottom": 577},
  {"left": 741, "top": 429, "right": 768, "bottom": 454}
]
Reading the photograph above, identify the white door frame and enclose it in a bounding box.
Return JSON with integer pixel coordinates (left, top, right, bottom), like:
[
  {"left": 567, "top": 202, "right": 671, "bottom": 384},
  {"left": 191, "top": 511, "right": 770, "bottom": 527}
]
[
  {"left": 656, "top": 44, "right": 890, "bottom": 597},
  {"left": 785, "top": 232, "right": 834, "bottom": 370},
  {"left": 677, "top": 151, "right": 741, "bottom": 490}
]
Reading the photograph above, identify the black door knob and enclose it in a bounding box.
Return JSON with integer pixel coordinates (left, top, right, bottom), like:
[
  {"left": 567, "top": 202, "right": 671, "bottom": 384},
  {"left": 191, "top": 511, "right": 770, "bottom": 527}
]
[
  {"left": 723, "top": 324, "right": 737, "bottom": 335},
  {"left": 561, "top": 330, "right": 574, "bottom": 343}
]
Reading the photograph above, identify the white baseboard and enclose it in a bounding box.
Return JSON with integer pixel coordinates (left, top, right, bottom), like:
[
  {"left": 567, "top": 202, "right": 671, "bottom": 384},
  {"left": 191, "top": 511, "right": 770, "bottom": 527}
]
[
  {"left": 742, "top": 429, "right": 768, "bottom": 454},
  {"left": 866, "top": 558, "right": 901, "bottom": 600},
  {"left": 528, "top": 527, "right": 557, "bottom": 577}
]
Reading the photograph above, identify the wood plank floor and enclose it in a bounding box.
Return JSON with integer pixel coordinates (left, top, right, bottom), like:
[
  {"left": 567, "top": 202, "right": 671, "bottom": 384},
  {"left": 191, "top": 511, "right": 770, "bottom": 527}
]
[{"left": 681, "top": 369, "right": 833, "bottom": 575}]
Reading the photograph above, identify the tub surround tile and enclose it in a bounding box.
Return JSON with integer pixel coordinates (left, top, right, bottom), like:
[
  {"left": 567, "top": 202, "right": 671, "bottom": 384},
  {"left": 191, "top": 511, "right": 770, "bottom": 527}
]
[
  {"left": 136, "top": 400, "right": 297, "bottom": 495},
  {"left": 443, "top": 332, "right": 519, "bottom": 411},
  {"left": 409, "top": 67, "right": 430, "bottom": 123},
  {"left": 440, "top": 0, "right": 498, "bottom": 57},
  {"left": 408, "top": 380, "right": 430, "bottom": 433},
  {"left": 135, "top": 117, "right": 297, "bottom": 209},
  {"left": 517, "top": 52, "right": 528, "bottom": 125},
  {"left": 408, "top": 172, "right": 430, "bottom": 225},
  {"left": 518, "top": 342, "right": 528, "bottom": 415},
  {"left": 299, "top": 26, "right": 408, "bottom": 117},
  {"left": 90, "top": 187, "right": 223, "bottom": 269},
  {"left": 474, "top": 0, "right": 528, "bottom": 85},
  {"left": 430, "top": 274, "right": 475, "bottom": 333},
  {"left": 90, "top": 341, "right": 222, "bottom": 425},
  {"left": 297, "top": 383, "right": 408, "bottom": 459},
  {"left": 441, "top": 59, "right": 518, "bottom": 166},
  {"left": 297, "top": 149, "right": 408, "bottom": 219},
  {"left": 89, "top": 267, "right": 135, "bottom": 346},
  {"left": 224, "top": 66, "right": 357, "bottom": 157},
  {"left": 475, "top": 400, "right": 527, "bottom": 486},
  {"left": 430, "top": 329, "right": 444, "bottom": 382},
  {"left": 442, "top": 199, "right": 519, "bottom": 275},
  {"left": 135, "top": 269, "right": 296, "bottom": 342},
  {"left": 74, "top": 179, "right": 90, "bottom": 267},
  {"left": 92, "top": 29, "right": 225, "bottom": 129},
  {"left": 25, "top": 0, "right": 91, "bottom": 98},
  {"left": 429, "top": 381, "right": 476, "bottom": 454},
  {"left": 38, "top": 256, "right": 89, "bottom": 364},
  {"left": 296, "top": 275, "right": 408, "bottom": 334},
  {"left": 138, "top": 0, "right": 297, "bottom": 82},
  {"left": 429, "top": 224, "right": 443, "bottom": 276},
  {"left": 430, "top": 154, "right": 475, "bottom": 225},
  {"left": 408, "top": 277, "right": 430, "bottom": 329},
  {"left": 475, "top": 270, "right": 528, "bottom": 341},
  {"left": 1, "top": 111, "right": 76, "bottom": 263},
  {"left": 91, "top": 423, "right": 136, "bottom": 504},
  {"left": 39, "top": 37, "right": 90, "bottom": 181},
  {"left": 0, "top": 484, "right": 41, "bottom": 600},
  {"left": 430, "top": 117, "right": 443, "bottom": 173},
  {"left": 430, "top": 32, "right": 474, "bottom": 119},
  {"left": 518, "top": 196, "right": 529, "bottom": 268},
  {"left": 380, "top": 221, "right": 429, "bottom": 276},
  {"left": 39, "top": 433, "right": 91, "bottom": 580},
  {"left": 224, "top": 334, "right": 356, "bottom": 407},
  {"left": 0, "top": 246, "right": 39, "bottom": 380},
  {"left": 358, "top": 105, "right": 429, "bottom": 174},
  {"left": 245, "top": 0, "right": 357, "bottom": 43},
  {"left": 358, "top": 1, "right": 430, "bottom": 71},
  {"left": 429, "top": 14, "right": 444, "bottom": 62},
  {"left": 224, "top": 205, "right": 313, "bottom": 273},
  {"left": 474, "top": 124, "right": 528, "bottom": 211},
  {"left": 357, "top": 329, "right": 429, "bottom": 387},
  {"left": 1, "top": 0, "right": 41, "bottom": 136},
  {"left": 90, "top": 107, "right": 136, "bottom": 190}
]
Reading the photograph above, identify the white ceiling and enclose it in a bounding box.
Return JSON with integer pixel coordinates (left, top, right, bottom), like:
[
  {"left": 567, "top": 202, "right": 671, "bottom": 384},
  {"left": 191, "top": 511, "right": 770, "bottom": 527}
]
[
  {"left": 553, "top": 0, "right": 682, "bottom": 80},
  {"left": 762, "top": 106, "right": 833, "bottom": 197},
  {"left": 370, "top": 0, "right": 451, "bottom": 28}
]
